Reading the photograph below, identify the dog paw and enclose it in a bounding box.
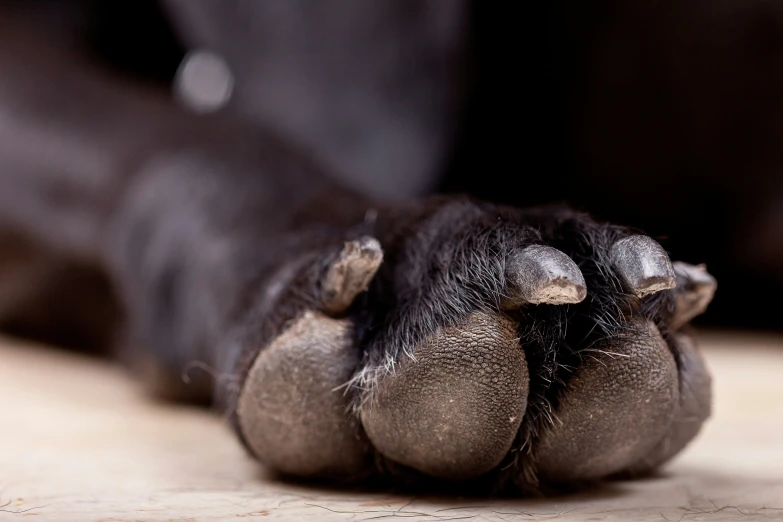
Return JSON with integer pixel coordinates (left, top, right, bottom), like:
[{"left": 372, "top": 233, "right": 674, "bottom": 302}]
[{"left": 233, "top": 201, "right": 715, "bottom": 491}]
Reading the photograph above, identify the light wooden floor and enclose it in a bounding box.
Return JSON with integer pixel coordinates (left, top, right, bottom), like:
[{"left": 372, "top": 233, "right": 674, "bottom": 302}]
[{"left": 1, "top": 330, "right": 782, "bottom": 521}]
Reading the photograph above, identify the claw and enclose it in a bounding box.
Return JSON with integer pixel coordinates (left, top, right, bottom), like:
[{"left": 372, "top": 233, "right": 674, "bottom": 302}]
[
  {"left": 610, "top": 236, "right": 676, "bottom": 298},
  {"left": 504, "top": 245, "right": 587, "bottom": 306},
  {"left": 322, "top": 237, "right": 383, "bottom": 315},
  {"left": 670, "top": 261, "right": 717, "bottom": 330}
]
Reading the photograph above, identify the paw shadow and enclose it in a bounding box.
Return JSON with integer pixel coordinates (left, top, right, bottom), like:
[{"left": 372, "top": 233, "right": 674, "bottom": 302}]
[{"left": 258, "top": 465, "right": 632, "bottom": 503}]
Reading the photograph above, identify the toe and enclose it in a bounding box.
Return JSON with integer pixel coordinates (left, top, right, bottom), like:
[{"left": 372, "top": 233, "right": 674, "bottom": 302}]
[
  {"left": 237, "top": 311, "right": 370, "bottom": 477},
  {"left": 360, "top": 311, "right": 529, "bottom": 480},
  {"left": 534, "top": 319, "right": 679, "bottom": 484},
  {"left": 622, "top": 332, "right": 712, "bottom": 475}
]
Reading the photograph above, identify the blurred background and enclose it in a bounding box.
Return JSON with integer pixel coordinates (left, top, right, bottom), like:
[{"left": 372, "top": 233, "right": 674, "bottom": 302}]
[{"left": 0, "top": 0, "right": 780, "bottom": 346}]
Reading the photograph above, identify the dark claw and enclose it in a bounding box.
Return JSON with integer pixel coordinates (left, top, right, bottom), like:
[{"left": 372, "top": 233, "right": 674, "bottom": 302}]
[
  {"left": 610, "top": 236, "right": 676, "bottom": 298},
  {"left": 670, "top": 261, "right": 717, "bottom": 330},
  {"left": 504, "top": 245, "right": 587, "bottom": 306}
]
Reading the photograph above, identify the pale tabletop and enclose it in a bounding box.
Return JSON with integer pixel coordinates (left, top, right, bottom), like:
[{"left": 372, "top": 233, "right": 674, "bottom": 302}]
[{"left": 1, "top": 330, "right": 782, "bottom": 521}]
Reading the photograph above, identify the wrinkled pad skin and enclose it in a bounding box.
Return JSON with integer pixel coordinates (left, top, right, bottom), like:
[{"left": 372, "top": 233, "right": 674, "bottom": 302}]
[
  {"left": 237, "top": 309, "right": 711, "bottom": 489},
  {"left": 237, "top": 311, "right": 370, "bottom": 477},
  {"left": 361, "top": 311, "right": 529, "bottom": 479},
  {"left": 535, "top": 320, "right": 679, "bottom": 483},
  {"left": 621, "top": 333, "right": 712, "bottom": 476}
]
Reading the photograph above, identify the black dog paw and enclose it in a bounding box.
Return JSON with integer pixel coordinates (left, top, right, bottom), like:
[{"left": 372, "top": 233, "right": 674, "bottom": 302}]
[{"left": 232, "top": 199, "right": 716, "bottom": 492}]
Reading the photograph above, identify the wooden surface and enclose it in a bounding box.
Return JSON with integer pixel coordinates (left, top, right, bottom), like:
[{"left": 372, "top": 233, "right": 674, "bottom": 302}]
[{"left": 1, "top": 331, "right": 782, "bottom": 521}]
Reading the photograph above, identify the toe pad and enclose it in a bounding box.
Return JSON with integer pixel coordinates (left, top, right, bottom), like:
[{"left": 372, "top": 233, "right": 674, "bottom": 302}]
[
  {"left": 361, "top": 311, "right": 529, "bottom": 479},
  {"left": 237, "top": 311, "right": 370, "bottom": 477}
]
